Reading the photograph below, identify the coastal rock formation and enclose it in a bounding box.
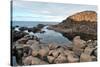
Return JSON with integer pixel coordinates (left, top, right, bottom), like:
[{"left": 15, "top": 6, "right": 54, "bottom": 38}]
[{"left": 49, "top": 11, "right": 97, "bottom": 40}]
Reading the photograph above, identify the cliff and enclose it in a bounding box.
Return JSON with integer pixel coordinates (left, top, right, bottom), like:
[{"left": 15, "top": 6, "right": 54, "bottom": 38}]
[{"left": 50, "top": 11, "right": 97, "bottom": 40}]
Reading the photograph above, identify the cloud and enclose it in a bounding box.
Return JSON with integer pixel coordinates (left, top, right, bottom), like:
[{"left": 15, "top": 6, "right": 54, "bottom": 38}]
[{"left": 12, "top": 0, "right": 97, "bottom": 22}]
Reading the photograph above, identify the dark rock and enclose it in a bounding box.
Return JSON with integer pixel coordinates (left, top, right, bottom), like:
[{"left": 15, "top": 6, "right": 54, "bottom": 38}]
[
  {"left": 19, "top": 27, "right": 28, "bottom": 31},
  {"left": 37, "top": 24, "right": 45, "bottom": 29}
]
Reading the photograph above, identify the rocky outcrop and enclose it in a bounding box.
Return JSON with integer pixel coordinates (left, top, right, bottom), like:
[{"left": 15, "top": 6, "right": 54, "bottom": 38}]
[{"left": 49, "top": 11, "right": 97, "bottom": 40}]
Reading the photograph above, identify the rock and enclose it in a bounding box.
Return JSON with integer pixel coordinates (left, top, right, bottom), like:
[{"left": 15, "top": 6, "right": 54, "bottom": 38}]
[
  {"left": 16, "top": 37, "right": 28, "bottom": 44},
  {"left": 12, "top": 31, "right": 28, "bottom": 42},
  {"left": 37, "top": 24, "right": 45, "bottom": 29},
  {"left": 84, "top": 47, "right": 95, "bottom": 55},
  {"left": 48, "top": 50, "right": 54, "bottom": 56},
  {"left": 38, "top": 48, "right": 49, "bottom": 58},
  {"left": 23, "top": 56, "right": 48, "bottom": 65},
  {"left": 32, "top": 50, "right": 38, "bottom": 57},
  {"left": 73, "top": 47, "right": 84, "bottom": 56},
  {"left": 93, "top": 48, "right": 97, "bottom": 57},
  {"left": 67, "top": 54, "right": 79, "bottom": 63},
  {"left": 51, "top": 11, "right": 97, "bottom": 40},
  {"left": 19, "top": 27, "right": 28, "bottom": 31},
  {"left": 30, "top": 40, "right": 40, "bottom": 51},
  {"left": 54, "top": 54, "right": 67, "bottom": 63},
  {"left": 91, "top": 56, "right": 97, "bottom": 61},
  {"left": 73, "top": 36, "right": 86, "bottom": 56},
  {"left": 73, "top": 36, "right": 86, "bottom": 49},
  {"left": 48, "top": 43, "right": 59, "bottom": 50},
  {"left": 47, "top": 56, "right": 55, "bottom": 63},
  {"left": 23, "top": 46, "right": 32, "bottom": 56},
  {"left": 80, "top": 53, "right": 92, "bottom": 62},
  {"left": 52, "top": 50, "right": 60, "bottom": 58},
  {"left": 26, "top": 40, "right": 39, "bottom": 45},
  {"left": 57, "top": 47, "right": 65, "bottom": 54},
  {"left": 64, "top": 50, "right": 74, "bottom": 56}
]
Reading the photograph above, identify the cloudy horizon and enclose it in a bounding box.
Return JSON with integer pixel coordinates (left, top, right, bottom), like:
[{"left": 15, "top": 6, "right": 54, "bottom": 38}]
[{"left": 12, "top": 0, "right": 97, "bottom": 22}]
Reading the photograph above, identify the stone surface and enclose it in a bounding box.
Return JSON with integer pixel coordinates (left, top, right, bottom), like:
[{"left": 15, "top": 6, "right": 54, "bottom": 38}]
[
  {"left": 47, "top": 56, "right": 55, "bottom": 63},
  {"left": 80, "top": 53, "right": 92, "bottom": 62},
  {"left": 67, "top": 54, "right": 79, "bottom": 63},
  {"left": 84, "top": 47, "right": 95, "bottom": 55},
  {"left": 54, "top": 54, "right": 67, "bottom": 63}
]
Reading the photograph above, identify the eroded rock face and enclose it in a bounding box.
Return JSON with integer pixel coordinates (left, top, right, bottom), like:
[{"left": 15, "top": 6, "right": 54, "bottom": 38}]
[{"left": 50, "top": 11, "right": 97, "bottom": 40}]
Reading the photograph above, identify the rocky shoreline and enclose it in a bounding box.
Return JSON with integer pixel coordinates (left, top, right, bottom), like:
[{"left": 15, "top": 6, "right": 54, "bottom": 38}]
[
  {"left": 11, "top": 34, "right": 97, "bottom": 66},
  {"left": 11, "top": 11, "right": 97, "bottom": 66},
  {"left": 11, "top": 26, "right": 97, "bottom": 66}
]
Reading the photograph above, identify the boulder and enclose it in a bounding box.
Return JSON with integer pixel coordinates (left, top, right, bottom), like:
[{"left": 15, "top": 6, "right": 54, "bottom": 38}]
[
  {"left": 94, "top": 49, "right": 97, "bottom": 57},
  {"left": 73, "top": 36, "right": 86, "bottom": 49},
  {"left": 80, "top": 53, "right": 92, "bottom": 62},
  {"left": 32, "top": 50, "right": 38, "bottom": 57},
  {"left": 16, "top": 37, "right": 28, "bottom": 44},
  {"left": 38, "top": 48, "right": 49, "bottom": 58},
  {"left": 64, "top": 50, "right": 74, "bottom": 56},
  {"left": 73, "top": 47, "right": 84, "bottom": 56},
  {"left": 54, "top": 54, "right": 67, "bottom": 63},
  {"left": 67, "top": 54, "right": 79, "bottom": 63},
  {"left": 19, "top": 27, "right": 28, "bottom": 31},
  {"left": 52, "top": 50, "right": 60, "bottom": 58},
  {"left": 47, "top": 56, "right": 55, "bottom": 63},
  {"left": 30, "top": 40, "right": 40, "bottom": 51},
  {"left": 23, "top": 56, "right": 48, "bottom": 65},
  {"left": 84, "top": 47, "right": 95, "bottom": 55},
  {"left": 48, "top": 43, "right": 59, "bottom": 50}
]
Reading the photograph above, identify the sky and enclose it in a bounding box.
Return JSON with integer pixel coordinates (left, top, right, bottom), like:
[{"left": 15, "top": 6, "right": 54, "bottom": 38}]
[{"left": 12, "top": 0, "right": 97, "bottom": 22}]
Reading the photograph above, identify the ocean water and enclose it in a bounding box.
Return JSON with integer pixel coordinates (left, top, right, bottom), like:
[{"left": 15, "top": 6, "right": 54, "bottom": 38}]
[
  {"left": 12, "top": 21, "right": 59, "bottom": 27},
  {"left": 12, "top": 21, "right": 72, "bottom": 45}
]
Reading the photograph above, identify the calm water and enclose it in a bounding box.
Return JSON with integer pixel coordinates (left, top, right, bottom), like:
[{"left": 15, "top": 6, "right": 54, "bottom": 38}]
[{"left": 12, "top": 21, "right": 72, "bottom": 45}]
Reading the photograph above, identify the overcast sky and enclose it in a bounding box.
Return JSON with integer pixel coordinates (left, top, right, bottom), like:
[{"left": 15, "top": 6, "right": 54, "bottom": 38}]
[{"left": 12, "top": 0, "right": 97, "bottom": 22}]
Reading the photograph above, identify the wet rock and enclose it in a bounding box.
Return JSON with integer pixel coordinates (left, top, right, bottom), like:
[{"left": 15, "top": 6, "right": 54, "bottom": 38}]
[
  {"left": 19, "top": 27, "right": 28, "bottom": 31},
  {"left": 54, "top": 54, "right": 67, "bottom": 63},
  {"left": 12, "top": 31, "right": 28, "bottom": 42},
  {"left": 37, "top": 24, "right": 45, "bottom": 29},
  {"left": 47, "top": 56, "right": 55, "bottom": 63}
]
